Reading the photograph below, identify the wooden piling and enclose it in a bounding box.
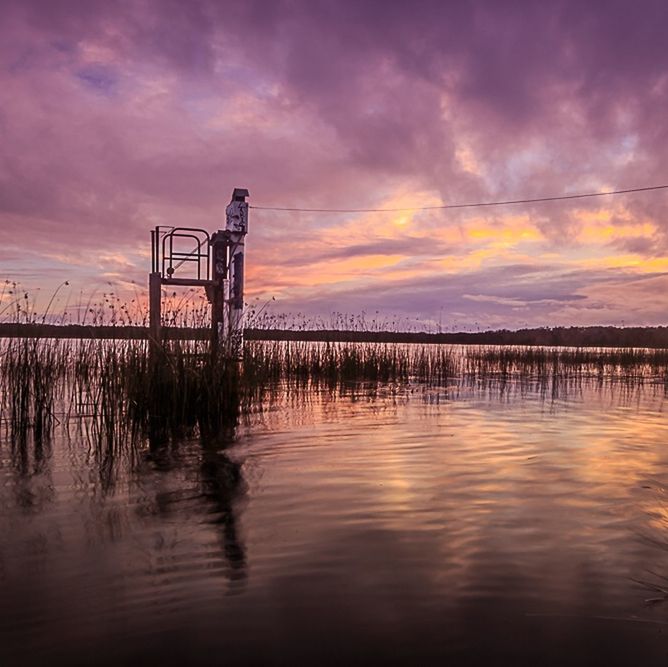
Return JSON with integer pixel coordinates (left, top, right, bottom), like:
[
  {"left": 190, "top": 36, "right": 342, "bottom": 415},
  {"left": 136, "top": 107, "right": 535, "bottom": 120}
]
[{"left": 149, "top": 271, "right": 162, "bottom": 352}]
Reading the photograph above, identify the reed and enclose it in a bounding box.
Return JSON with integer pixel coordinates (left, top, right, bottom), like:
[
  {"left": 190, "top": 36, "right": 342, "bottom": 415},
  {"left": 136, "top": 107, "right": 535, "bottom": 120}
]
[{"left": 2, "top": 335, "right": 668, "bottom": 448}]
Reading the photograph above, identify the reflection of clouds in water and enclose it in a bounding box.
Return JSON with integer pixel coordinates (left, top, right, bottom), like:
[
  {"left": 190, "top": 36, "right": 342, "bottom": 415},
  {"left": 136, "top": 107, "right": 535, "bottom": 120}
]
[
  {"left": 4, "top": 373, "right": 668, "bottom": 663},
  {"left": 236, "top": 527, "right": 667, "bottom": 666}
]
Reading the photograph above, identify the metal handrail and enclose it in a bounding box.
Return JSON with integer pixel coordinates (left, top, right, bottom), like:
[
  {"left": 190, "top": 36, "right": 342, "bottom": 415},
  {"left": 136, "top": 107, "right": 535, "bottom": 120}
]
[{"left": 157, "top": 227, "right": 211, "bottom": 280}]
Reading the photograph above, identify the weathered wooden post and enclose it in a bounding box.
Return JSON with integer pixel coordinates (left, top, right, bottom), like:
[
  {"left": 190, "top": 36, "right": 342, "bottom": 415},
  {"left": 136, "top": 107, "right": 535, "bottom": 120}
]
[
  {"left": 148, "top": 229, "right": 164, "bottom": 443},
  {"left": 149, "top": 228, "right": 162, "bottom": 354},
  {"left": 224, "top": 188, "right": 249, "bottom": 356},
  {"left": 208, "top": 188, "right": 248, "bottom": 356},
  {"left": 209, "top": 230, "right": 229, "bottom": 355}
]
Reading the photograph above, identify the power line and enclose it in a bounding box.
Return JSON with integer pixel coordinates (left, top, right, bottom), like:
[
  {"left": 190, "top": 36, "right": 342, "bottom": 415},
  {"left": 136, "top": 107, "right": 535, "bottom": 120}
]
[{"left": 250, "top": 184, "right": 668, "bottom": 214}]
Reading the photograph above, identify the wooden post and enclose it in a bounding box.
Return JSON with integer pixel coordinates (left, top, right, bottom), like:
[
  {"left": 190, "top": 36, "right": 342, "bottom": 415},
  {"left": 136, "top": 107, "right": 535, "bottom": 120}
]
[
  {"left": 149, "top": 271, "right": 162, "bottom": 352},
  {"left": 224, "top": 188, "right": 249, "bottom": 357},
  {"left": 148, "top": 270, "right": 164, "bottom": 446},
  {"left": 210, "top": 283, "right": 222, "bottom": 356},
  {"left": 210, "top": 232, "right": 229, "bottom": 355}
]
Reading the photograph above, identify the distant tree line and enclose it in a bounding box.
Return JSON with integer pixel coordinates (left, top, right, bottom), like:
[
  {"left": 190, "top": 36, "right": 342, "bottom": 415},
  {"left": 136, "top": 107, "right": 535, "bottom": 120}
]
[
  {"left": 3, "top": 323, "right": 668, "bottom": 349},
  {"left": 244, "top": 326, "right": 668, "bottom": 348}
]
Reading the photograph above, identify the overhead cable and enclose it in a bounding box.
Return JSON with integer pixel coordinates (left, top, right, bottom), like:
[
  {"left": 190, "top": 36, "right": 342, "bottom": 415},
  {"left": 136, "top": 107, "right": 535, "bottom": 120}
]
[{"left": 250, "top": 184, "right": 668, "bottom": 214}]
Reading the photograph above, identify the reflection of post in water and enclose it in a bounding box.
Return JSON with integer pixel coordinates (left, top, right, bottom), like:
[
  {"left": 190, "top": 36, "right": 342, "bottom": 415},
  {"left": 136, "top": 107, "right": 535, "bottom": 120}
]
[
  {"left": 147, "top": 384, "right": 247, "bottom": 585},
  {"left": 200, "top": 432, "right": 248, "bottom": 585}
]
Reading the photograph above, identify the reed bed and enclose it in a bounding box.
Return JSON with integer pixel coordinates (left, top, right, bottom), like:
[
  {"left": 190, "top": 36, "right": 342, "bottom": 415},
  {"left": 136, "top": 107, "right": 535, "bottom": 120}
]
[
  {"left": 2, "top": 337, "right": 668, "bottom": 448},
  {"left": 464, "top": 345, "right": 668, "bottom": 384}
]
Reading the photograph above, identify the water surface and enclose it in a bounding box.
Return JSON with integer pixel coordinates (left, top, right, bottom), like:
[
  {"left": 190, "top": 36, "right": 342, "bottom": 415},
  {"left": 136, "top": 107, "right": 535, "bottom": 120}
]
[{"left": 2, "top": 371, "right": 668, "bottom": 664}]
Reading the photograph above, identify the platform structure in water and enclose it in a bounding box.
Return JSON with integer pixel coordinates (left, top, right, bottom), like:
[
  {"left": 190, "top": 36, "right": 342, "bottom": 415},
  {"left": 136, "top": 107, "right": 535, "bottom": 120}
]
[{"left": 149, "top": 188, "right": 249, "bottom": 356}]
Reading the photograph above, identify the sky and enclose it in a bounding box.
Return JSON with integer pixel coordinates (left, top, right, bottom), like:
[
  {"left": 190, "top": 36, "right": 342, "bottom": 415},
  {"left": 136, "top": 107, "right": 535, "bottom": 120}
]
[{"left": 1, "top": 0, "right": 668, "bottom": 330}]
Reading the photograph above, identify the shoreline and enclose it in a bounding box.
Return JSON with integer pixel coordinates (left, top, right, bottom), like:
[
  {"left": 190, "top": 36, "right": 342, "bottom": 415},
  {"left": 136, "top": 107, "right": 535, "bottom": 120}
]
[{"left": 1, "top": 322, "right": 668, "bottom": 348}]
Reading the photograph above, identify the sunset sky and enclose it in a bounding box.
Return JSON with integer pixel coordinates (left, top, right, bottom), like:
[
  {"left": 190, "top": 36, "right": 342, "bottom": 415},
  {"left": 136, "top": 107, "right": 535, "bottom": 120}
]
[{"left": 1, "top": 0, "right": 668, "bottom": 329}]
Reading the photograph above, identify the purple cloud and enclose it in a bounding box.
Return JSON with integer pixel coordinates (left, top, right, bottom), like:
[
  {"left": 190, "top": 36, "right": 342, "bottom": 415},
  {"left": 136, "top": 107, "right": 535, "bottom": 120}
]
[{"left": 1, "top": 0, "right": 668, "bottom": 327}]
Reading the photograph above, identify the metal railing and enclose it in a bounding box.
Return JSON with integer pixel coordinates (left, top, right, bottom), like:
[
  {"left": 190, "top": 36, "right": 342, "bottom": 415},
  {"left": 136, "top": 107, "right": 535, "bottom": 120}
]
[{"left": 151, "top": 226, "right": 211, "bottom": 281}]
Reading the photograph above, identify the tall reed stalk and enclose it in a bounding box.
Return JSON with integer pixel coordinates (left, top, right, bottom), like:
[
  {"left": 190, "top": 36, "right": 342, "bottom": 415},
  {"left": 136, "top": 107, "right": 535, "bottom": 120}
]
[{"left": 2, "top": 339, "right": 668, "bottom": 448}]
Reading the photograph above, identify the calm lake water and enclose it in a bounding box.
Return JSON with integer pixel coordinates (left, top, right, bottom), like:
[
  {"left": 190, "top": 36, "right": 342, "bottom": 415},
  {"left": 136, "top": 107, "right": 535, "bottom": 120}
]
[{"left": 2, "top": 356, "right": 668, "bottom": 665}]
